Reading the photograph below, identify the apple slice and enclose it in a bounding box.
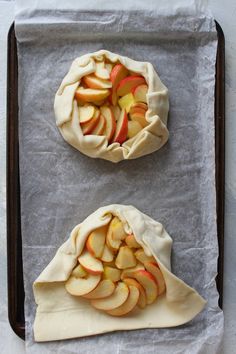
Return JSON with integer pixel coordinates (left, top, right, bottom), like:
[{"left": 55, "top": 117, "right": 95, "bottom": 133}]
[
  {"left": 78, "top": 250, "right": 103, "bottom": 275},
  {"left": 83, "top": 75, "right": 112, "bottom": 89},
  {"left": 130, "top": 102, "right": 148, "bottom": 112},
  {"left": 79, "top": 105, "right": 95, "bottom": 124},
  {"left": 117, "top": 76, "right": 146, "bottom": 97},
  {"left": 110, "top": 64, "right": 129, "bottom": 105},
  {"left": 100, "top": 106, "right": 116, "bottom": 142},
  {"left": 134, "top": 270, "right": 158, "bottom": 304},
  {"left": 101, "top": 244, "right": 114, "bottom": 263},
  {"left": 95, "top": 61, "right": 110, "bottom": 80},
  {"left": 115, "top": 246, "right": 137, "bottom": 269},
  {"left": 129, "top": 111, "right": 148, "bottom": 128},
  {"left": 108, "top": 217, "right": 127, "bottom": 241},
  {"left": 107, "top": 285, "right": 139, "bottom": 316},
  {"left": 83, "top": 279, "right": 115, "bottom": 299},
  {"left": 86, "top": 226, "right": 106, "bottom": 258},
  {"left": 81, "top": 109, "right": 100, "bottom": 135},
  {"left": 65, "top": 273, "right": 101, "bottom": 296},
  {"left": 121, "top": 263, "right": 145, "bottom": 280},
  {"left": 112, "top": 109, "right": 128, "bottom": 144},
  {"left": 110, "top": 105, "right": 121, "bottom": 121},
  {"left": 103, "top": 266, "right": 121, "bottom": 282},
  {"left": 132, "top": 84, "right": 148, "bottom": 103},
  {"left": 105, "top": 63, "right": 113, "bottom": 74},
  {"left": 118, "top": 93, "right": 135, "bottom": 113},
  {"left": 91, "top": 282, "right": 129, "bottom": 310},
  {"left": 123, "top": 278, "right": 147, "bottom": 309},
  {"left": 144, "top": 262, "right": 166, "bottom": 295},
  {"left": 91, "top": 114, "right": 106, "bottom": 136},
  {"left": 135, "top": 249, "right": 156, "bottom": 264},
  {"left": 75, "top": 87, "right": 110, "bottom": 103},
  {"left": 125, "top": 234, "right": 140, "bottom": 248},
  {"left": 71, "top": 264, "right": 87, "bottom": 278},
  {"left": 127, "top": 121, "right": 143, "bottom": 139}
]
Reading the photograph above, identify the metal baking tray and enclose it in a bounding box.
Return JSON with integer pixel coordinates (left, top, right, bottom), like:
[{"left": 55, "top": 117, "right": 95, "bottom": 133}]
[{"left": 7, "top": 22, "right": 225, "bottom": 340}]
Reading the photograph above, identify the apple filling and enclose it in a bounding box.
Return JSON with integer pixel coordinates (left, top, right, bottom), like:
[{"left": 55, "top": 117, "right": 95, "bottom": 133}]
[
  {"left": 75, "top": 56, "right": 149, "bottom": 145},
  {"left": 65, "top": 215, "right": 166, "bottom": 316}
]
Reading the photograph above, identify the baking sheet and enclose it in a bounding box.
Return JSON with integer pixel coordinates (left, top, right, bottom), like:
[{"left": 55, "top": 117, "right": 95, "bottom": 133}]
[{"left": 15, "top": 1, "right": 224, "bottom": 353}]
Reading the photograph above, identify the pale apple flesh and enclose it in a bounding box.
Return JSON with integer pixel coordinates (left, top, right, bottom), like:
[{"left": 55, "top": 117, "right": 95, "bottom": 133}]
[
  {"left": 81, "top": 109, "right": 100, "bottom": 135},
  {"left": 118, "top": 93, "right": 135, "bottom": 113},
  {"left": 121, "top": 263, "right": 145, "bottom": 280},
  {"left": 144, "top": 262, "right": 166, "bottom": 295},
  {"left": 95, "top": 61, "right": 110, "bottom": 80},
  {"left": 108, "top": 216, "right": 127, "bottom": 241},
  {"left": 134, "top": 270, "right": 158, "bottom": 304},
  {"left": 65, "top": 273, "right": 101, "bottom": 296},
  {"left": 83, "top": 74, "right": 112, "bottom": 89},
  {"left": 101, "top": 244, "right": 114, "bottom": 263},
  {"left": 75, "top": 88, "right": 110, "bottom": 103},
  {"left": 71, "top": 264, "right": 87, "bottom": 278},
  {"left": 86, "top": 226, "right": 106, "bottom": 258},
  {"left": 123, "top": 278, "right": 147, "bottom": 309},
  {"left": 106, "top": 285, "right": 139, "bottom": 316},
  {"left": 127, "top": 121, "right": 143, "bottom": 139},
  {"left": 103, "top": 266, "right": 121, "bottom": 282},
  {"left": 91, "top": 114, "right": 106, "bottom": 135},
  {"left": 83, "top": 279, "right": 115, "bottom": 299},
  {"left": 125, "top": 234, "right": 141, "bottom": 248},
  {"left": 112, "top": 109, "right": 128, "bottom": 144},
  {"left": 117, "top": 76, "right": 146, "bottom": 97},
  {"left": 135, "top": 249, "right": 156, "bottom": 264},
  {"left": 100, "top": 106, "right": 116, "bottom": 142},
  {"left": 78, "top": 250, "right": 103, "bottom": 275},
  {"left": 132, "top": 84, "right": 148, "bottom": 103},
  {"left": 91, "top": 282, "right": 129, "bottom": 310},
  {"left": 115, "top": 246, "right": 137, "bottom": 269},
  {"left": 129, "top": 111, "right": 148, "bottom": 128},
  {"left": 79, "top": 105, "right": 95, "bottom": 124}
]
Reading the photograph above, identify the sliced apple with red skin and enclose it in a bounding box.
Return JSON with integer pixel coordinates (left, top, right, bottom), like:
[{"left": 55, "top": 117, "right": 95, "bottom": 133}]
[
  {"left": 91, "top": 282, "right": 129, "bottom": 310},
  {"left": 130, "top": 102, "right": 148, "bottom": 111},
  {"left": 83, "top": 75, "right": 112, "bottom": 89},
  {"left": 134, "top": 270, "right": 158, "bottom": 304},
  {"left": 95, "top": 61, "right": 110, "bottom": 80},
  {"left": 144, "top": 262, "right": 166, "bottom": 295},
  {"left": 107, "top": 285, "right": 139, "bottom": 316},
  {"left": 83, "top": 279, "right": 115, "bottom": 300},
  {"left": 123, "top": 278, "right": 147, "bottom": 309},
  {"left": 110, "top": 105, "right": 121, "bottom": 121},
  {"left": 112, "top": 109, "right": 128, "bottom": 144},
  {"left": 79, "top": 105, "right": 95, "bottom": 124},
  {"left": 65, "top": 273, "right": 101, "bottom": 296},
  {"left": 121, "top": 263, "right": 145, "bottom": 280},
  {"left": 110, "top": 64, "right": 129, "bottom": 105},
  {"left": 117, "top": 76, "right": 146, "bottom": 97},
  {"left": 78, "top": 250, "right": 103, "bottom": 275},
  {"left": 91, "top": 114, "right": 106, "bottom": 136},
  {"left": 71, "top": 264, "right": 87, "bottom": 278},
  {"left": 103, "top": 266, "right": 121, "bottom": 282},
  {"left": 135, "top": 249, "right": 156, "bottom": 264},
  {"left": 125, "top": 234, "right": 141, "bottom": 248},
  {"left": 86, "top": 226, "right": 106, "bottom": 258},
  {"left": 129, "top": 111, "right": 148, "bottom": 128},
  {"left": 81, "top": 109, "right": 100, "bottom": 135},
  {"left": 75, "top": 87, "right": 110, "bottom": 103},
  {"left": 100, "top": 106, "right": 116, "bottom": 142},
  {"left": 132, "top": 84, "right": 148, "bottom": 103},
  {"left": 101, "top": 244, "right": 114, "bottom": 263},
  {"left": 115, "top": 246, "right": 137, "bottom": 269},
  {"left": 127, "top": 121, "right": 143, "bottom": 139}
]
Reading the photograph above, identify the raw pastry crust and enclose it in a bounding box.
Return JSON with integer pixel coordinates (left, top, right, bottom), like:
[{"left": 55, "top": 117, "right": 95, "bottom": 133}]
[
  {"left": 33, "top": 205, "right": 206, "bottom": 342},
  {"left": 54, "top": 50, "right": 169, "bottom": 162}
]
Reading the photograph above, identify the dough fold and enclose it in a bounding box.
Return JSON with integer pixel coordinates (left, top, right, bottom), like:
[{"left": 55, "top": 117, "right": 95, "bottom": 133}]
[
  {"left": 54, "top": 50, "right": 169, "bottom": 162},
  {"left": 33, "top": 204, "right": 206, "bottom": 342}
]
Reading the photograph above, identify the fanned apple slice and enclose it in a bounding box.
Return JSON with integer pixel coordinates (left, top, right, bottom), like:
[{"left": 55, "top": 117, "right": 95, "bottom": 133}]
[
  {"left": 91, "top": 282, "right": 129, "bottom": 310},
  {"left": 118, "top": 93, "right": 135, "bottom": 113},
  {"left": 144, "top": 262, "right": 166, "bottom": 295},
  {"left": 103, "top": 266, "right": 121, "bottom": 282},
  {"left": 117, "top": 76, "right": 146, "bottom": 97},
  {"left": 132, "top": 84, "right": 148, "bottom": 103},
  {"left": 123, "top": 278, "right": 147, "bottom": 309},
  {"left": 91, "top": 114, "right": 106, "bottom": 136},
  {"left": 107, "top": 285, "right": 139, "bottom": 316},
  {"left": 125, "top": 234, "right": 141, "bottom": 248},
  {"left": 108, "top": 217, "right": 127, "bottom": 241},
  {"left": 81, "top": 109, "right": 100, "bottom": 135},
  {"left": 71, "top": 264, "right": 87, "bottom": 278},
  {"left": 135, "top": 249, "right": 156, "bottom": 264},
  {"left": 95, "top": 61, "right": 110, "bottom": 80},
  {"left": 86, "top": 226, "right": 106, "bottom": 258},
  {"left": 75, "top": 87, "right": 110, "bottom": 103},
  {"left": 100, "top": 106, "right": 116, "bottom": 142},
  {"left": 101, "top": 244, "right": 114, "bottom": 263},
  {"left": 121, "top": 263, "right": 145, "bottom": 280},
  {"left": 112, "top": 109, "right": 128, "bottom": 144},
  {"left": 115, "top": 246, "right": 137, "bottom": 269},
  {"left": 78, "top": 250, "right": 103, "bottom": 275},
  {"left": 110, "top": 64, "right": 129, "bottom": 105},
  {"left": 79, "top": 105, "right": 95, "bottom": 124},
  {"left": 83, "top": 75, "right": 112, "bottom": 89},
  {"left": 127, "top": 121, "right": 143, "bottom": 139},
  {"left": 134, "top": 270, "right": 158, "bottom": 304},
  {"left": 129, "top": 111, "right": 148, "bottom": 128},
  {"left": 83, "top": 279, "right": 115, "bottom": 299},
  {"left": 65, "top": 273, "right": 101, "bottom": 296}
]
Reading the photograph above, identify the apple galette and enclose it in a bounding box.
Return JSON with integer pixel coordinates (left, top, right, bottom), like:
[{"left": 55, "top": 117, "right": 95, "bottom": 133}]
[
  {"left": 33, "top": 205, "right": 206, "bottom": 342},
  {"left": 54, "top": 50, "right": 169, "bottom": 162}
]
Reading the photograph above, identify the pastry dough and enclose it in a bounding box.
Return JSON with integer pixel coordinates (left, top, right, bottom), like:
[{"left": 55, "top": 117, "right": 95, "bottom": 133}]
[
  {"left": 33, "top": 205, "right": 206, "bottom": 342},
  {"left": 54, "top": 50, "right": 169, "bottom": 162}
]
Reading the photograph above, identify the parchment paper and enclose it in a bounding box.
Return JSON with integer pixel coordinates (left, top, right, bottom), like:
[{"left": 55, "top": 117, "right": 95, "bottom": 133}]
[{"left": 15, "top": 0, "right": 224, "bottom": 353}]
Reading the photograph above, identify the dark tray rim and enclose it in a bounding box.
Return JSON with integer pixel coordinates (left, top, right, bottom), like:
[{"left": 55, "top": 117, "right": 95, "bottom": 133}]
[{"left": 7, "top": 21, "right": 225, "bottom": 341}]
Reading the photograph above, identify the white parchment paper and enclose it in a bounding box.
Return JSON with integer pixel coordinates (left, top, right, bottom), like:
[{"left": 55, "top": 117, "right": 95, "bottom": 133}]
[{"left": 15, "top": 0, "right": 224, "bottom": 353}]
